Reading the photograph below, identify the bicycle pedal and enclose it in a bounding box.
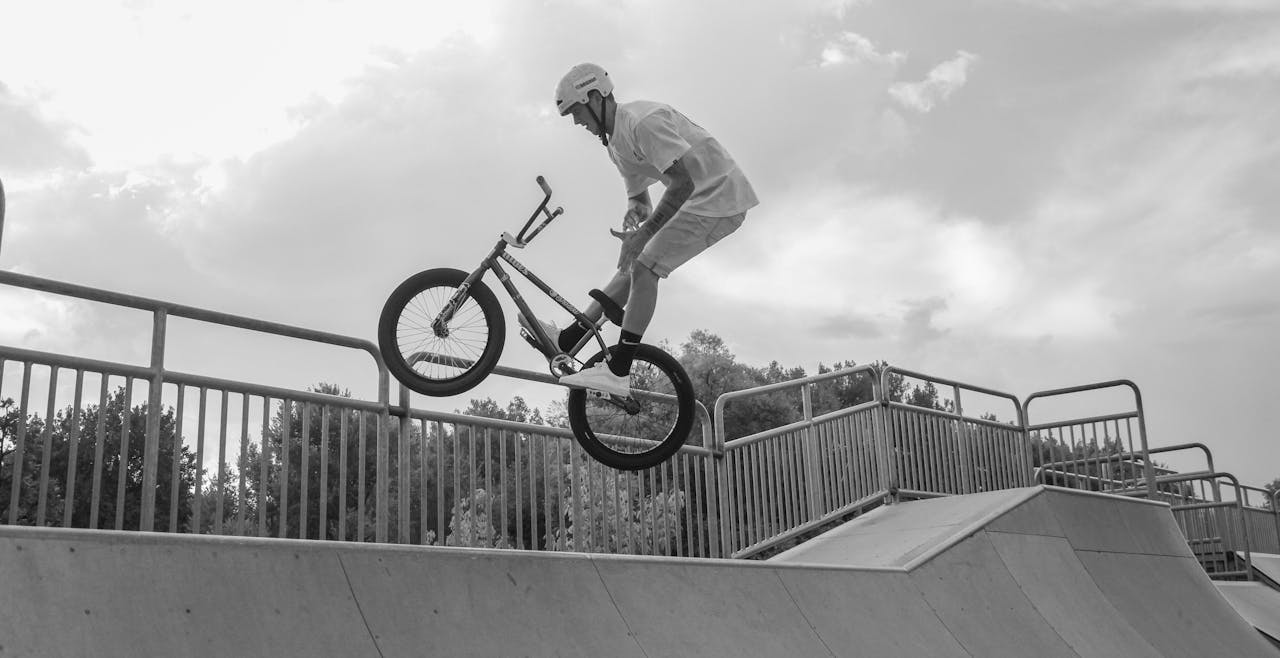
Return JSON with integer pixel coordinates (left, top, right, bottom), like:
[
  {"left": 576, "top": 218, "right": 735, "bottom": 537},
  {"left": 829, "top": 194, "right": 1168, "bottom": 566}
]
[{"left": 588, "top": 289, "right": 625, "bottom": 326}]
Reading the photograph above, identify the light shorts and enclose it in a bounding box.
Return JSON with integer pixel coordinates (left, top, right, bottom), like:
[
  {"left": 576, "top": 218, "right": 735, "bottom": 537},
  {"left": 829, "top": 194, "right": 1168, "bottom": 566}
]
[{"left": 633, "top": 211, "right": 747, "bottom": 278}]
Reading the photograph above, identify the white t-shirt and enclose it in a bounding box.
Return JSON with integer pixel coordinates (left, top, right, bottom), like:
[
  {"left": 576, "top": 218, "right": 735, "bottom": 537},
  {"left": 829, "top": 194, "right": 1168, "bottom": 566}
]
[{"left": 607, "top": 100, "right": 758, "bottom": 218}]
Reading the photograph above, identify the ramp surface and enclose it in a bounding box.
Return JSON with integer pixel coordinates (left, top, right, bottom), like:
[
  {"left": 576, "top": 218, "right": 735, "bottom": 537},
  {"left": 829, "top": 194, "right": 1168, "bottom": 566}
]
[
  {"left": 1, "top": 486, "right": 1276, "bottom": 657},
  {"left": 1218, "top": 581, "right": 1280, "bottom": 646},
  {"left": 1252, "top": 552, "right": 1280, "bottom": 587}
]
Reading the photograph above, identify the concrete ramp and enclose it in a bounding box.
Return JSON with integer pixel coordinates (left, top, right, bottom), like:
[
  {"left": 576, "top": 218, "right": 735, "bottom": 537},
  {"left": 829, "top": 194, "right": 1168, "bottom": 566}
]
[
  {"left": 1251, "top": 552, "right": 1280, "bottom": 588},
  {"left": 1218, "top": 582, "right": 1280, "bottom": 647},
  {"left": 1, "top": 486, "right": 1276, "bottom": 657},
  {"left": 773, "top": 487, "right": 1275, "bottom": 657}
]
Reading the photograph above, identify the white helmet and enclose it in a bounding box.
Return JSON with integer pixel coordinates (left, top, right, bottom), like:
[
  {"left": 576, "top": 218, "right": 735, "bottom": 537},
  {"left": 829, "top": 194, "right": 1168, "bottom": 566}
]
[{"left": 555, "top": 63, "right": 613, "bottom": 116}]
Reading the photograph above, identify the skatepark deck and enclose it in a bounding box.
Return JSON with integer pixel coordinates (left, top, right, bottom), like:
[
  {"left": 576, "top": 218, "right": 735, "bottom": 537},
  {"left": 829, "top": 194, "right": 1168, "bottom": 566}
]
[
  {"left": 1218, "top": 581, "right": 1280, "bottom": 647},
  {"left": 0, "top": 486, "right": 1275, "bottom": 657},
  {"left": 1251, "top": 551, "right": 1280, "bottom": 588}
]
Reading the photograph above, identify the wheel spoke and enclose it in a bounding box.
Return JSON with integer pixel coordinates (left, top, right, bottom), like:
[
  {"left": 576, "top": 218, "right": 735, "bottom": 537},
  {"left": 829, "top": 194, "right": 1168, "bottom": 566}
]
[
  {"left": 573, "top": 347, "right": 690, "bottom": 466},
  {"left": 387, "top": 279, "right": 497, "bottom": 385}
]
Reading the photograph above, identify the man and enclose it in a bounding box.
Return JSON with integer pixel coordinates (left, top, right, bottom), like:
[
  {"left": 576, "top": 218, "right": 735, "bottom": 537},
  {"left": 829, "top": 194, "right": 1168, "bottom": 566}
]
[{"left": 544, "top": 63, "right": 758, "bottom": 396}]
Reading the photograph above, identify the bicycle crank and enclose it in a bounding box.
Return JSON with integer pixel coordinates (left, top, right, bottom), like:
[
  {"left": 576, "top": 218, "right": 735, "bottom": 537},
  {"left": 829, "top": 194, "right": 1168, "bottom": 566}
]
[{"left": 587, "top": 389, "right": 642, "bottom": 414}]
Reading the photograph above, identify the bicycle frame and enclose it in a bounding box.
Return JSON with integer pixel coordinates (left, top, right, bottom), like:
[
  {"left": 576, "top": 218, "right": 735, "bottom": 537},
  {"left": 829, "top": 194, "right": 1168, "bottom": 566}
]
[{"left": 432, "top": 177, "right": 609, "bottom": 373}]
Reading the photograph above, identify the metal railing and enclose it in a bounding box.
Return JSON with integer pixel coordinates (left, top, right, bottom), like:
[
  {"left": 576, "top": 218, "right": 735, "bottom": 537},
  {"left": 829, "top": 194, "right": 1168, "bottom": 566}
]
[
  {"left": 1141, "top": 443, "right": 1277, "bottom": 579},
  {"left": 713, "top": 364, "right": 887, "bottom": 558},
  {"left": 4, "top": 261, "right": 1276, "bottom": 569},
  {"left": 1023, "top": 380, "right": 1155, "bottom": 498},
  {"left": 393, "top": 363, "right": 721, "bottom": 557},
  {"left": 710, "top": 365, "right": 1030, "bottom": 558},
  {"left": 1158, "top": 471, "right": 1254, "bottom": 580},
  {"left": 881, "top": 367, "right": 1031, "bottom": 499},
  {"left": 0, "top": 270, "right": 718, "bottom": 555},
  {"left": 1241, "top": 484, "right": 1280, "bottom": 555},
  {"left": 0, "top": 270, "right": 394, "bottom": 538}
]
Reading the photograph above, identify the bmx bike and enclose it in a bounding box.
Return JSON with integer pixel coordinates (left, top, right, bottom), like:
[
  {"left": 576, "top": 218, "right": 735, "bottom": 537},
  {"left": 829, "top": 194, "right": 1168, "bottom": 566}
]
[{"left": 377, "top": 176, "right": 696, "bottom": 471}]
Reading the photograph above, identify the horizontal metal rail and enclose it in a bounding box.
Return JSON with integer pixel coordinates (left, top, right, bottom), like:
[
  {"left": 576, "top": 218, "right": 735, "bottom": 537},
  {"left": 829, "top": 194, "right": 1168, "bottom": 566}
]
[
  {"left": 722, "top": 401, "right": 879, "bottom": 450},
  {"left": 0, "top": 271, "right": 384, "bottom": 364},
  {"left": 1026, "top": 410, "right": 1143, "bottom": 432}
]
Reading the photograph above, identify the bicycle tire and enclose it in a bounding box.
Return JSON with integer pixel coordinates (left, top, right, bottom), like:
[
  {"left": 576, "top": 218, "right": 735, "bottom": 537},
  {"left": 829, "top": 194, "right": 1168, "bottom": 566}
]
[
  {"left": 566, "top": 344, "right": 696, "bottom": 471},
  {"left": 377, "top": 268, "right": 505, "bottom": 396}
]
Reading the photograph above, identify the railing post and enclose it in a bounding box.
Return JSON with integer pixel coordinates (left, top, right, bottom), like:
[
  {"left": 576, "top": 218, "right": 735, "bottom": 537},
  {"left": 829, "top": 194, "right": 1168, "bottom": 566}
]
[
  {"left": 707, "top": 452, "right": 724, "bottom": 558},
  {"left": 800, "top": 383, "right": 822, "bottom": 521},
  {"left": 1130, "top": 385, "right": 1157, "bottom": 499},
  {"left": 871, "top": 374, "right": 893, "bottom": 502},
  {"left": 140, "top": 309, "right": 166, "bottom": 531},
  {"left": 712, "top": 400, "right": 733, "bottom": 558},
  {"left": 953, "top": 384, "right": 972, "bottom": 494},
  {"left": 398, "top": 387, "right": 412, "bottom": 544},
  {"left": 874, "top": 369, "right": 897, "bottom": 503},
  {"left": 377, "top": 409, "right": 390, "bottom": 543},
  {"left": 1228, "top": 478, "right": 1255, "bottom": 582},
  {"left": 1015, "top": 396, "right": 1032, "bottom": 487}
]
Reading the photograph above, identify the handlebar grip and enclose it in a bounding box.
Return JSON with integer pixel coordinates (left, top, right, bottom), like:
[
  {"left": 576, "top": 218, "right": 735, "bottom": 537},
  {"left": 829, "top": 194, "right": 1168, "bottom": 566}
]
[{"left": 536, "top": 175, "right": 552, "bottom": 197}]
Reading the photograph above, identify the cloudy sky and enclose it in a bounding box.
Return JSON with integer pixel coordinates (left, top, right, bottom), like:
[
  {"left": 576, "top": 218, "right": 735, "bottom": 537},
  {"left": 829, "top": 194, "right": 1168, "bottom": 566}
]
[{"left": 2, "top": 0, "right": 1278, "bottom": 488}]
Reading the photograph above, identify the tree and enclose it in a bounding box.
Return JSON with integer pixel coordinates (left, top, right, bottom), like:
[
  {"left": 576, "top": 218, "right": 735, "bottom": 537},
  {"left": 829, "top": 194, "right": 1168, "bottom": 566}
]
[
  {"left": 239, "top": 384, "right": 391, "bottom": 541},
  {"left": 448, "top": 396, "right": 566, "bottom": 550},
  {"left": 0, "top": 388, "right": 197, "bottom": 531},
  {"left": 678, "top": 330, "right": 806, "bottom": 442}
]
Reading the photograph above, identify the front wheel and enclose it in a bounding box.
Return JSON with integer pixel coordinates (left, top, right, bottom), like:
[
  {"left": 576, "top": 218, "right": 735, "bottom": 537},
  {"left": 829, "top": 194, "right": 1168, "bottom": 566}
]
[
  {"left": 378, "top": 268, "right": 505, "bottom": 396},
  {"left": 566, "top": 344, "right": 696, "bottom": 471}
]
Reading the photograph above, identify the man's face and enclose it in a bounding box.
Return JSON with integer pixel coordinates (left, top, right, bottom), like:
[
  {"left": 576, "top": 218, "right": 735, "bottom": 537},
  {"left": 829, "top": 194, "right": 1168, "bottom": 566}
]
[{"left": 566, "top": 102, "right": 603, "bottom": 137}]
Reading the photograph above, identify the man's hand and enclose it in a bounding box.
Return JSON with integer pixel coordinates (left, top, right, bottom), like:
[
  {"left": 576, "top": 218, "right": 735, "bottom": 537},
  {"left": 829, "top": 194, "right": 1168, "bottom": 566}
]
[
  {"left": 622, "top": 198, "right": 650, "bottom": 231},
  {"left": 611, "top": 225, "right": 653, "bottom": 270}
]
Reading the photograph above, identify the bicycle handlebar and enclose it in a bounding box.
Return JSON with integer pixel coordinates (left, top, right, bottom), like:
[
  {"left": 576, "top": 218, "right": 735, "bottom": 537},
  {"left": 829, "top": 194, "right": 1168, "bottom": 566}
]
[{"left": 514, "top": 175, "right": 564, "bottom": 246}]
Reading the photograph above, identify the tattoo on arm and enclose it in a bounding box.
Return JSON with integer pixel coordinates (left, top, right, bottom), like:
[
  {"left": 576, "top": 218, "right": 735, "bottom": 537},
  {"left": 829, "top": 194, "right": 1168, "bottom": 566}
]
[{"left": 643, "top": 158, "right": 695, "bottom": 234}]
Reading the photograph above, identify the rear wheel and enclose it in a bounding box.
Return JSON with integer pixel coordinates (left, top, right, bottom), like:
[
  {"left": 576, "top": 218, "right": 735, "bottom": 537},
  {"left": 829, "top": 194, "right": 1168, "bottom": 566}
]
[
  {"left": 566, "top": 344, "right": 696, "bottom": 471},
  {"left": 377, "top": 268, "right": 504, "bottom": 396}
]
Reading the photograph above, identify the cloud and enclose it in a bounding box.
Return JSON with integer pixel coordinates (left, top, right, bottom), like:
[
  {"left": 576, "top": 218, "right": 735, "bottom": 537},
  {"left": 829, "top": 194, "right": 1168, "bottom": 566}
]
[
  {"left": 888, "top": 51, "right": 978, "bottom": 113},
  {"left": 901, "top": 297, "right": 949, "bottom": 346},
  {"left": 814, "top": 313, "right": 885, "bottom": 340},
  {"left": 1194, "top": 300, "right": 1280, "bottom": 325},
  {"left": 818, "top": 31, "right": 905, "bottom": 68},
  {"left": 3, "top": 0, "right": 1279, "bottom": 485},
  {"left": 0, "top": 288, "right": 74, "bottom": 345},
  {"left": 0, "top": 83, "right": 91, "bottom": 174}
]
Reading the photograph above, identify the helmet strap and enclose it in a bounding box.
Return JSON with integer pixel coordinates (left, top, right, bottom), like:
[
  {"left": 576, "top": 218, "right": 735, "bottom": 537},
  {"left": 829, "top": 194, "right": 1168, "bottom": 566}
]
[{"left": 590, "top": 95, "right": 610, "bottom": 147}]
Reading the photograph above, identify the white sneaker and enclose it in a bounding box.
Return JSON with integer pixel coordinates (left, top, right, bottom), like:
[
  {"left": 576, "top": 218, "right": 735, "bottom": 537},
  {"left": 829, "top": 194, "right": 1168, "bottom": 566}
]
[
  {"left": 559, "top": 363, "right": 631, "bottom": 397},
  {"left": 518, "top": 314, "right": 560, "bottom": 341}
]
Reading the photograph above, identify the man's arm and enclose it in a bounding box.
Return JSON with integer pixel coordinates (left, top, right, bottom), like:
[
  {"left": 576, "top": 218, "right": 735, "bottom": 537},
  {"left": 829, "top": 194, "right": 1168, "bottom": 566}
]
[
  {"left": 612, "top": 157, "right": 695, "bottom": 269},
  {"left": 639, "top": 157, "right": 694, "bottom": 236}
]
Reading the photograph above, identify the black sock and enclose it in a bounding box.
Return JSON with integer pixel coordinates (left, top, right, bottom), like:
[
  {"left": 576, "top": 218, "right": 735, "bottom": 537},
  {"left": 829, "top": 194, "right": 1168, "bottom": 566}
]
[
  {"left": 558, "top": 321, "right": 590, "bottom": 353},
  {"left": 609, "top": 330, "right": 642, "bottom": 376}
]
